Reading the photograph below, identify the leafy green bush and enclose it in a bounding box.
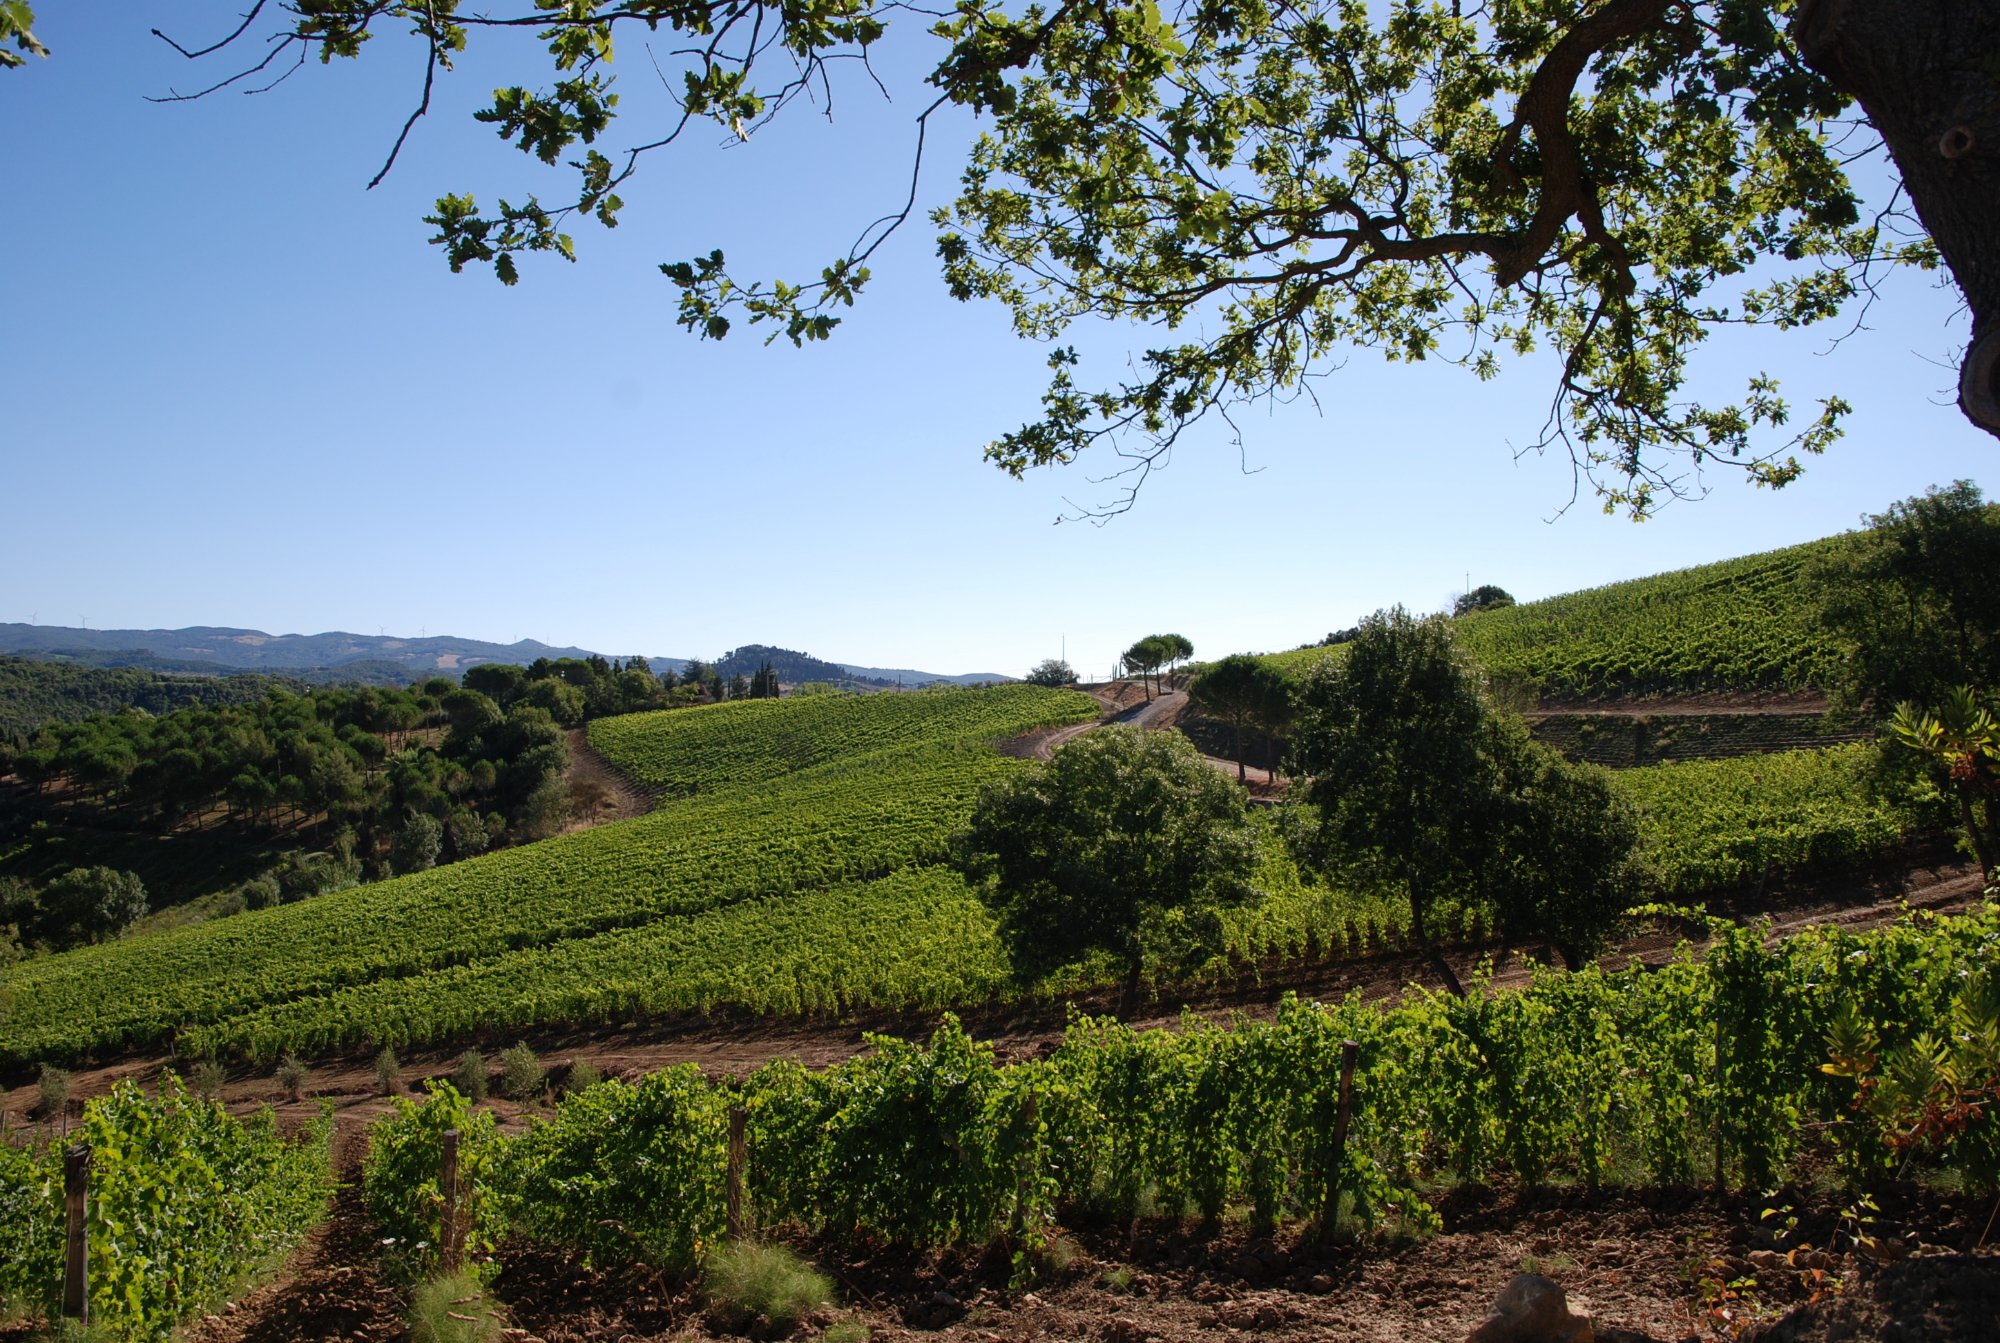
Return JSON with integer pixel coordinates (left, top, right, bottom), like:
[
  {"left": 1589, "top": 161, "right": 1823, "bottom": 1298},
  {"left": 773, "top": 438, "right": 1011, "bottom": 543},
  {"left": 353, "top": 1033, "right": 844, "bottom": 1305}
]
[
  {"left": 492, "top": 1066, "right": 727, "bottom": 1269},
  {"left": 275, "top": 1054, "right": 310, "bottom": 1102},
  {"left": 362, "top": 1084, "right": 501, "bottom": 1280},
  {"left": 0, "top": 1075, "right": 334, "bottom": 1338},
  {"left": 360, "top": 906, "right": 2000, "bottom": 1272},
  {"left": 497, "top": 1043, "right": 545, "bottom": 1102},
  {"left": 451, "top": 1050, "right": 489, "bottom": 1103}
]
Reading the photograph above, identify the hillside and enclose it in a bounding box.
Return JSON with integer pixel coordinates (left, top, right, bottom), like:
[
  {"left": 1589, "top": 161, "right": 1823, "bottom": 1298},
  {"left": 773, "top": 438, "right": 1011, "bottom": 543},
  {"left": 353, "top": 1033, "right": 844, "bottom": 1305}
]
[
  {"left": 0, "top": 623, "right": 609, "bottom": 677},
  {"left": 1262, "top": 533, "right": 1852, "bottom": 700},
  {"left": 1, "top": 692, "right": 1937, "bottom": 1071},
  {"left": 0, "top": 686, "right": 1102, "bottom": 1068},
  {"left": 0, "top": 656, "right": 305, "bottom": 740}
]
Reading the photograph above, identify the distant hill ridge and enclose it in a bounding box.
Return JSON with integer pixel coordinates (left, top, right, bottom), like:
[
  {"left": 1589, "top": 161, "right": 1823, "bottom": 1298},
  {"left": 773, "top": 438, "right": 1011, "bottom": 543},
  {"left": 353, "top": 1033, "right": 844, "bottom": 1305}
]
[{"left": 0, "top": 624, "right": 1013, "bottom": 690}]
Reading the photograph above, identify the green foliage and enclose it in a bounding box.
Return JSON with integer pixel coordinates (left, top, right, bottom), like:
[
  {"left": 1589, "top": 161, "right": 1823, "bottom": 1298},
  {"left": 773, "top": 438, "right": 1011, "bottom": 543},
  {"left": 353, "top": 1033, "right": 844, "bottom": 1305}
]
[
  {"left": 275, "top": 1054, "right": 310, "bottom": 1102},
  {"left": 1610, "top": 744, "right": 1935, "bottom": 896},
  {"left": 564, "top": 1058, "right": 600, "bottom": 1093},
  {"left": 1454, "top": 586, "right": 1516, "bottom": 617},
  {"left": 955, "top": 727, "right": 1260, "bottom": 979},
  {"left": 1024, "top": 658, "right": 1077, "bottom": 688},
  {"left": 1188, "top": 654, "right": 1291, "bottom": 778},
  {"left": 0, "top": 690, "right": 1093, "bottom": 1067},
  {"left": 2, "top": 677, "right": 572, "bottom": 940},
  {"left": 193, "top": 867, "right": 1015, "bottom": 1061},
  {"left": 1886, "top": 687, "right": 2000, "bottom": 881},
  {"left": 1825, "top": 965, "right": 2000, "bottom": 1192},
  {"left": 587, "top": 684, "right": 1096, "bottom": 797},
  {"left": 358, "top": 906, "right": 2000, "bottom": 1276},
  {"left": 493, "top": 1066, "right": 727, "bottom": 1268},
  {"left": 452, "top": 1050, "right": 489, "bottom": 1104},
  {"left": 1809, "top": 484, "right": 2000, "bottom": 711},
  {"left": 35, "top": 1064, "right": 70, "bottom": 1120},
  {"left": 408, "top": 1271, "right": 507, "bottom": 1343},
  {"left": 1291, "top": 609, "right": 1635, "bottom": 989},
  {"left": 702, "top": 1242, "right": 833, "bottom": 1329},
  {"left": 362, "top": 1084, "right": 502, "bottom": 1280},
  {"left": 497, "top": 1043, "right": 546, "bottom": 1102},
  {"left": 0, "top": 657, "right": 296, "bottom": 741},
  {"left": 0, "top": 2, "right": 47, "bottom": 70},
  {"left": 375, "top": 1047, "right": 403, "bottom": 1097},
  {"left": 1268, "top": 534, "right": 1851, "bottom": 699},
  {"left": 0, "top": 1076, "right": 334, "bottom": 1338},
  {"left": 35, "top": 867, "right": 147, "bottom": 948}
]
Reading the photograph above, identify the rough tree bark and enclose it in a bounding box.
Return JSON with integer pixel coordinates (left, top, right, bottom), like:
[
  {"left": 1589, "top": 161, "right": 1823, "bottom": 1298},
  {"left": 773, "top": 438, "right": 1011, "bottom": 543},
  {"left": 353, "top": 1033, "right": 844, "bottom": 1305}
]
[{"left": 1794, "top": 0, "right": 2000, "bottom": 436}]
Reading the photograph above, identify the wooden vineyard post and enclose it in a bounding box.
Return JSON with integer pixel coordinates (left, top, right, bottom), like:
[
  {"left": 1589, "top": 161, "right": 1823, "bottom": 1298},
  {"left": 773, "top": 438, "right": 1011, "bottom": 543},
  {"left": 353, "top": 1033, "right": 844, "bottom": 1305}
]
[
  {"left": 726, "top": 1106, "right": 748, "bottom": 1242},
  {"left": 62, "top": 1143, "right": 90, "bottom": 1322},
  {"left": 1010, "top": 1090, "right": 1040, "bottom": 1244},
  {"left": 1322, "top": 1040, "right": 1359, "bottom": 1238},
  {"left": 439, "top": 1129, "right": 463, "bottom": 1273},
  {"left": 1713, "top": 1013, "right": 1728, "bottom": 1192}
]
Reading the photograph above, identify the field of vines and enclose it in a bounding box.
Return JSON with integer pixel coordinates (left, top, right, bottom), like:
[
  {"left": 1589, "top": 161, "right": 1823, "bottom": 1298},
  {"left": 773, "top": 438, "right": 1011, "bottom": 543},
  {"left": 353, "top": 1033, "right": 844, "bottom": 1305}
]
[
  {"left": 0, "top": 688, "right": 1097, "bottom": 1068},
  {"left": 1611, "top": 744, "right": 1941, "bottom": 896},
  {"left": 589, "top": 684, "right": 1098, "bottom": 797},
  {"left": 364, "top": 906, "right": 2000, "bottom": 1276},
  {"left": 1, "top": 674, "right": 1945, "bottom": 1071},
  {"left": 0, "top": 1075, "right": 334, "bottom": 1340},
  {"left": 1263, "top": 534, "right": 1851, "bottom": 699}
]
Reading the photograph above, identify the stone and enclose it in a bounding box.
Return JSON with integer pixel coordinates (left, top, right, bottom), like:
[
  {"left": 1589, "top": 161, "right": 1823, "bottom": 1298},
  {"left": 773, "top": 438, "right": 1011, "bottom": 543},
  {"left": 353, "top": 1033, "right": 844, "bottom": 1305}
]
[
  {"left": 1466, "top": 1273, "right": 1595, "bottom": 1343},
  {"left": 1102, "top": 1317, "right": 1154, "bottom": 1343}
]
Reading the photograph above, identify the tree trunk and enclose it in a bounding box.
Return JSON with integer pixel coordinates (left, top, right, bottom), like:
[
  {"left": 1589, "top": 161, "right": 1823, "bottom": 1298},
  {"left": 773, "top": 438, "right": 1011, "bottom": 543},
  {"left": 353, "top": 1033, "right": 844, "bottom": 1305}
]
[
  {"left": 1794, "top": 0, "right": 2000, "bottom": 437},
  {"left": 1408, "top": 882, "right": 1466, "bottom": 997},
  {"left": 1234, "top": 717, "right": 1246, "bottom": 783}
]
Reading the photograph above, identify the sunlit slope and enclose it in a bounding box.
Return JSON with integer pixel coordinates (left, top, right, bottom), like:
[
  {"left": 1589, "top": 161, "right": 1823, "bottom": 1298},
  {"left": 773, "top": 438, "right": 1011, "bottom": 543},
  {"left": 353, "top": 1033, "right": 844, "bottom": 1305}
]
[
  {"left": 1263, "top": 534, "right": 1852, "bottom": 699},
  {"left": 589, "top": 685, "right": 1092, "bottom": 797},
  {"left": 0, "top": 687, "right": 1098, "bottom": 1067}
]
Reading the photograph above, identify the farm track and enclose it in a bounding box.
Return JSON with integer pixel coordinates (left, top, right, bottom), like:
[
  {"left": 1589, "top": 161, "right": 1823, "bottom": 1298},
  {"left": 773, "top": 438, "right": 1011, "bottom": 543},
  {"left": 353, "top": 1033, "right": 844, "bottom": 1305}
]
[{"left": 559, "top": 726, "right": 653, "bottom": 831}]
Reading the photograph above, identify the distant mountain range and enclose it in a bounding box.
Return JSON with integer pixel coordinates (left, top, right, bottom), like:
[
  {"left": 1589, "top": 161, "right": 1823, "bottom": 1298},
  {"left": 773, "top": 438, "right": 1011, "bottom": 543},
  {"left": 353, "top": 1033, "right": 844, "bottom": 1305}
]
[{"left": 0, "top": 624, "right": 1013, "bottom": 687}]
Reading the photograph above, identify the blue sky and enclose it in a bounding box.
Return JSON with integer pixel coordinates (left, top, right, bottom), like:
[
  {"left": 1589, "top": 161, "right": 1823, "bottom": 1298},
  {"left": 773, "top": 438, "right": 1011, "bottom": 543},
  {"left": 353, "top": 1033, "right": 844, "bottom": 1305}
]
[{"left": 2, "top": 8, "right": 1992, "bottom": 680}]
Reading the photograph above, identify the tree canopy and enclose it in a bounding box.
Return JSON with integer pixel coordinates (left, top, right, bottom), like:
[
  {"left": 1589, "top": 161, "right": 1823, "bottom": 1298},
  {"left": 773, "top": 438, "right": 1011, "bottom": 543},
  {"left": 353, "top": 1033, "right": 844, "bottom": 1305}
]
[
  {"left": 1025, "top": 657, "right": 1079, "bottom": 687},
  {"left": 22, "top": 3, "right": 1997, "bottom": 514},
  {"left": 1288, "top": 606, "right": 1635, "bottom": 990},
  {"left": 1188, "top": 652, "right": 1289, "bottom": 781},
  {"left": 953, "top": 725, "right": 1260, "bottom": 985},
  {"left": 1809, "top": 481, "right": 2000, "bottom": 713}
]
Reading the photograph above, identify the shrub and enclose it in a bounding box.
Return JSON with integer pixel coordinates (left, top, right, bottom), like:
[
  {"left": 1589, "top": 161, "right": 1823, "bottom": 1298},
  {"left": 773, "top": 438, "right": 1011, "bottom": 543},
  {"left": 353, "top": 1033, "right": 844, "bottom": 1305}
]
[
  {"left": 453, "top": 1049, "right": 490, "bottom": 1103},
  {"left": 704, "top": 1241, "right": 832, "bottom": 1329},
  {"left": 408, "top": 1270, "right": 506, "bottom": 1343},
  {"left": 498, "top": 1043, "right": 545, "bottom": 1102},
  {"left": 276, "top": 1055, "right": 311, "bottom": 1102},
  {"left": 189, "top": 1058, "right": 227, "bottom": 1098},
  {"left": 565, "top": 1058, "right": 601, "bottom": 1094},
  {"left": 374, "top": 1047, "right": 402, "bottom": 1097},
  {"left": 36, "top": 1065, "right": 71, "bottom": 1120}
]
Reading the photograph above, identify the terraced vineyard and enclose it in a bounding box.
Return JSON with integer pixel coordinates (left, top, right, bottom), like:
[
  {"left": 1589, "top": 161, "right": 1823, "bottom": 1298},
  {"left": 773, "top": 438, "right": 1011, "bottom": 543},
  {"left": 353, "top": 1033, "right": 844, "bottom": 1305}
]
[
  {"left": 0, "top": 681, "right": 1943, "bottom": 1070},
  {"left": 0, "top": 688, "right": 1099, "bottom": 1068},
  {"left": 1264, "top": 533, "right": 1853, "bottom": 699},
  {"left": 589, "top": 684, "right": 1095, "bottom": 796}
]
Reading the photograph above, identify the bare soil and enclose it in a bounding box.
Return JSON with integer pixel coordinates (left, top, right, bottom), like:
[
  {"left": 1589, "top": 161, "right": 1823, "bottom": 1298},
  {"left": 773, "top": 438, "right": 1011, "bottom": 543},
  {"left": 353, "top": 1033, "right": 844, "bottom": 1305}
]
[{"left": 559, "top": 726, "right": 653, "bottom": 832}]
